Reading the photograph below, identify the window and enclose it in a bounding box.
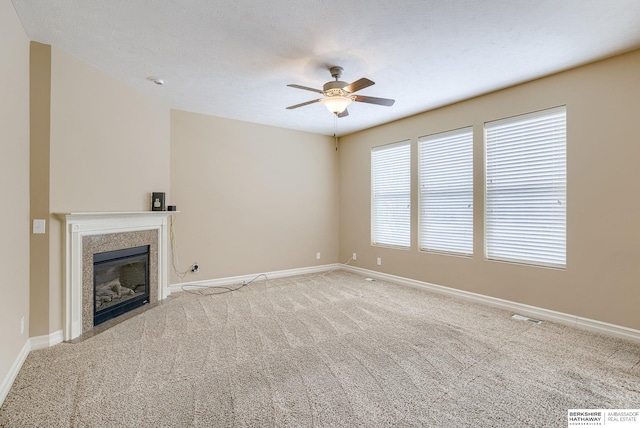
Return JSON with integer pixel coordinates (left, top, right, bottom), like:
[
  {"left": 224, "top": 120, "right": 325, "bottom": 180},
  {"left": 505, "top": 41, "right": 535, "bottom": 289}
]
[
  {"left": 418, "top": 127, "right": 473, "bottom": 255},
  {"left": 371, "top": 141, "right": 411, "bottom": 248},
  {"left": 485, "top": 106, "right": 566, "bottom": 268}
]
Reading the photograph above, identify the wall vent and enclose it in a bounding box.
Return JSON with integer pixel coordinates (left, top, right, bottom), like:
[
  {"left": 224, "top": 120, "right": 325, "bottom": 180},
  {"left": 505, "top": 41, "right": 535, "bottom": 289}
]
[{"left": 511, "top": 314, "right": 542, "bottom": 324}]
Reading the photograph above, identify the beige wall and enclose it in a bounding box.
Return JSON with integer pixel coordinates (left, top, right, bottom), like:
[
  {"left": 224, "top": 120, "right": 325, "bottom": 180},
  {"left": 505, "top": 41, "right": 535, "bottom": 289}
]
[
  {"left": 49, "top": 49, "right": 171, "bottom": 213},
  {"left": 29, "top": 47, "right": 171, "bottom": 335},
  {"left": 170, "top": 110, "right": 339, "bottom": 281},
  {"left": 0, "top": 0, "right": 30, "bottom": 396},
  {"left": 29, "top": 42, "right": 52, "bottom": 336},
  {"left": 339, "top": 49, "right": 640, "bottom": 330}
]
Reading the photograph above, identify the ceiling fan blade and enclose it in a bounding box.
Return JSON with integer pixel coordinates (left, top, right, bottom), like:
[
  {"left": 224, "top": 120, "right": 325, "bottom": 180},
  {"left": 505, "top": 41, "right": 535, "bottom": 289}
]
[
  {"left": 353, "top": 95, "right": 395, "bottom": 106},
  {"left": 337, "top": 108, "right": 349, "bottom": 118},
  {"left": 343, "top": 78, "right": 374, "bottom": 93},
  {"left": 286, "top": 99, "right": 321, "bottom": 109},
  {"left": 287, "top": 84, "right": 324, "bottom": 94}
]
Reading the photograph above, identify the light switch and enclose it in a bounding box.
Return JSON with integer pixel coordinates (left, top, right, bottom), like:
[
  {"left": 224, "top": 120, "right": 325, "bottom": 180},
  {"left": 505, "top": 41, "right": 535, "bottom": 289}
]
[{"left": 33, "top": 219, "right": 46, "bottom": 234}]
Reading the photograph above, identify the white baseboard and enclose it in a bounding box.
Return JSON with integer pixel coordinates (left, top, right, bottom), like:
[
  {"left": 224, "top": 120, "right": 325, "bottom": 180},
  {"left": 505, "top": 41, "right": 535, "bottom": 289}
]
[
  {"left": 30, "top": 329, "right": 64, "bottom": 351},
  {"left": 0, "top": 339, "right": 30, "bottom": 408},
  {"left": 170, "top": 263, "right": 341, "bottom": 293},
  {"left": 340, "top": 265, "right": 640, "bottom": 343},
  {"left": 1, "top": 329, "right": 65, "bottom": 407}
]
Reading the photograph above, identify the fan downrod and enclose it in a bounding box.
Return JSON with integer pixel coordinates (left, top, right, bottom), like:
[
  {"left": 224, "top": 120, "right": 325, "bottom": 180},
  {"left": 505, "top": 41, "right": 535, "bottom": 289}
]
[{"left": 324, "top": 66, "right": 348, "bottom": 91}]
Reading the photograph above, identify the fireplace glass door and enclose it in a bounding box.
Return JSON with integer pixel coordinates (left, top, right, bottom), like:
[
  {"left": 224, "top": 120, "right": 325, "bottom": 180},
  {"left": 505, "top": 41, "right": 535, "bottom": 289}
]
[{"left": 93, "top": 245, "right": 150, "bottom": 326}]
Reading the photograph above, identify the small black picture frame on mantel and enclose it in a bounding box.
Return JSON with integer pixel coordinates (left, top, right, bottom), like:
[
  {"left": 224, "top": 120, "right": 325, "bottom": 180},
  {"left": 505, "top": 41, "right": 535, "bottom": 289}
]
[{"left": 151, "top": 192, "right": 165, "bottom": 211}]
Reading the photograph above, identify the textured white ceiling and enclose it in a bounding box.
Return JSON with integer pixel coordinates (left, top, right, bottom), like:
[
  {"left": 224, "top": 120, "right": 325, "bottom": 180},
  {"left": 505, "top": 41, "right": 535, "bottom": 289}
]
[{"left": 11, "top": 0, "right": 640, "bottom": 136}]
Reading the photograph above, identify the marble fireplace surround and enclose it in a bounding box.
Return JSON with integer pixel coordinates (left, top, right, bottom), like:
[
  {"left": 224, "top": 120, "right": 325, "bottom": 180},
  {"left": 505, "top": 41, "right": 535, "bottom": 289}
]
[{"left": 59, "top": 212, "right": 173, "bottom": 341}]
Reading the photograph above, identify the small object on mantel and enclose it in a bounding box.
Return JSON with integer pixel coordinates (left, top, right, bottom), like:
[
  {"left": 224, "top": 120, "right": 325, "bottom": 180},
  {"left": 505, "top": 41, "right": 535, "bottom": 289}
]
[
  {"left": 151, "top": 192, "right": 165, "bottom": 211},
  {"left": 168, "top": 205, "right": 177, "bottom": 211}
]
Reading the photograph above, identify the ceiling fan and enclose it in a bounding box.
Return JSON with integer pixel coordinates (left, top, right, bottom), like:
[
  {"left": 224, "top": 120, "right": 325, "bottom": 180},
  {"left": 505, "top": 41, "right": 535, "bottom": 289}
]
[{"left": 286, "top": 66, "right": 395, "bottom": 117}]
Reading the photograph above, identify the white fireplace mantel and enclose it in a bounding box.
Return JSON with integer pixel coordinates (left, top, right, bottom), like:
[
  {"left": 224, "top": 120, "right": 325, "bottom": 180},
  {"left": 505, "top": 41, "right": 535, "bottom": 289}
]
[{"left": 57, "top": 211, "right": 175, "bottom": 341}]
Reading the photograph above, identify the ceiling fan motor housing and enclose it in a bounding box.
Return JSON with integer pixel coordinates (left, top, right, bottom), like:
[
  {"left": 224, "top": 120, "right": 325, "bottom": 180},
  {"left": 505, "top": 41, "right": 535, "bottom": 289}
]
[{"left": 323, "top": 81, "right": 350, "bottom": 94}]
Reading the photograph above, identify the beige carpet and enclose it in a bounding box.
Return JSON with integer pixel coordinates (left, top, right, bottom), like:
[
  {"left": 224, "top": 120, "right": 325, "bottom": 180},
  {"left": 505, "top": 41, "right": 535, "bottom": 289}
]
[{"left": 1, "top": 270, "right": 639, "bottom": 427}]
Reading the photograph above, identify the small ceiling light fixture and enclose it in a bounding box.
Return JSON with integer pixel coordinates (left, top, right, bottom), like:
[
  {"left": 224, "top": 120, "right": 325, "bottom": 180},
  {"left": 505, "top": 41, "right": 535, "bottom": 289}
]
[
  {"left": 147, "top": 76, "right": 165, "bottom": 86},
  {"left": 321, "top": 95, "right": 352, "bottom": 114}
]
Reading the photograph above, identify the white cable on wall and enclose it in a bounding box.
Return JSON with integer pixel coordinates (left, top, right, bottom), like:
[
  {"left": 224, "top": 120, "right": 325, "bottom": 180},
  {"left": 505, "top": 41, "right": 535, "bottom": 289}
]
[{"left": 169, "top": 214, "right": 191, "bottom": 280}]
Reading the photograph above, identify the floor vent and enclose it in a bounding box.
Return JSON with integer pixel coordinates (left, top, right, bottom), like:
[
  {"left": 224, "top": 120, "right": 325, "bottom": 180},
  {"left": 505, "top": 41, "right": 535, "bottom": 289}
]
[{"left": 511, "top": 314, "right": 542, "bottom": 324}]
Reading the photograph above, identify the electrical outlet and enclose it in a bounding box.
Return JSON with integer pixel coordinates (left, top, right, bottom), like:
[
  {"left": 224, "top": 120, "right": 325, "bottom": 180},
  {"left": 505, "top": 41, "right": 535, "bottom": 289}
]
[
  {"left": 377, "top": 257, "right": 382, "bottom": 266},
  {"left": 316, "top": 252, "right": 321, "bottom": 260},
  {"left": 352, "top": 253, "right": 357, "bottom": 261},
  {"left": 191, "top": 263, "right": 199, "bottom": 273}
]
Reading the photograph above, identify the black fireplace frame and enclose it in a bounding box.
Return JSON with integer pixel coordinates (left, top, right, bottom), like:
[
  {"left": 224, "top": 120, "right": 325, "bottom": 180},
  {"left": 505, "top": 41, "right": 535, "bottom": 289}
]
[{"left": 93, "top": 245, "right": 150, "bottom": 326}]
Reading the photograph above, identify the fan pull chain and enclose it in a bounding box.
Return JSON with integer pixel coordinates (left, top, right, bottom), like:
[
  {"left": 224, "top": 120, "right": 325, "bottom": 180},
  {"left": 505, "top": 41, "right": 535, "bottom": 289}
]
[{"left": 334, "top": 113, "right": 338, "bottom": 151}]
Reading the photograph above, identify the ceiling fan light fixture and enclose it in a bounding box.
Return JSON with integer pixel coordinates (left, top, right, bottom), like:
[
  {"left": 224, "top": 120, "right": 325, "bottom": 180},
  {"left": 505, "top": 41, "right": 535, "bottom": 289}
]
[{"left": 321, "top": 95, "right": 352, "bottom": 114}]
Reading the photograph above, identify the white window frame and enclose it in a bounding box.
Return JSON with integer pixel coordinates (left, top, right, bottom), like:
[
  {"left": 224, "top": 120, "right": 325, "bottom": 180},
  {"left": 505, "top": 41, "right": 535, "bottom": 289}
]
[
  {"left": 371, "top": 140, "right": 411, "bottom": 249},
  {"left": 484, "top": 106, "right": 567, "bottom": 268},
  {"left": 418, "top": 127, "right": 474, "bottom": 256}
]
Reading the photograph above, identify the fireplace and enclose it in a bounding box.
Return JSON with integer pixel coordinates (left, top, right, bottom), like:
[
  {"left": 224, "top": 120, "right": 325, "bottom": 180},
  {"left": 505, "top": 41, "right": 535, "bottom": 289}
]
[
  {"left": 58, "top": 211, "right": 173, "bottom": 341},
  {"left": 93, "top": 245, "right": 150, "bottom": 326},
  {"left": 81, "top": 229, "right": 159, "bottom": 334}
]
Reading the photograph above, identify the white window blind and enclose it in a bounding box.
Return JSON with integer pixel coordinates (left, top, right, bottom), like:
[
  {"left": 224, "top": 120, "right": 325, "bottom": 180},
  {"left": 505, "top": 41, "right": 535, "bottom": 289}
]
[
  {"left": 371, "top": 141, "right": 411, "bottom": 248},
  {"left": 485, "top": 106, "right": 566, "bottom": 268},
  {"left": 418, "top": 127, "right": 473, "bottom": 255}
]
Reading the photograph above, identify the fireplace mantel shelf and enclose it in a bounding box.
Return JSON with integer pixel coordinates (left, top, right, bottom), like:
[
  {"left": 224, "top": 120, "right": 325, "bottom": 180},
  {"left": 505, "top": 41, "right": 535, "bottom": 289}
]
[{"left": 56, "top": 211, "right": 178, "bottom": 219}]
